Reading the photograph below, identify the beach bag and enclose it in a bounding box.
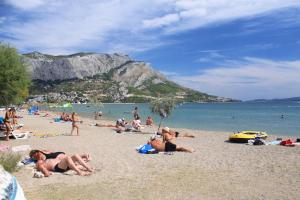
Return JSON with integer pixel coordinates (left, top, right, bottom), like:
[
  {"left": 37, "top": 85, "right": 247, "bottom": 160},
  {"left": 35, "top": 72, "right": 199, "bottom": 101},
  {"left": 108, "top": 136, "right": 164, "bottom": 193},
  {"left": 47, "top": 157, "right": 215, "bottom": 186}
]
[
  {"left": 138, "top": 144, "right": 158, "bottom": 154},
  {"left": 280, "top": 139, "right": 293, "bottom": 146},
  {"left": 253, "top": 138, "right": 265, "bottom": 145}
]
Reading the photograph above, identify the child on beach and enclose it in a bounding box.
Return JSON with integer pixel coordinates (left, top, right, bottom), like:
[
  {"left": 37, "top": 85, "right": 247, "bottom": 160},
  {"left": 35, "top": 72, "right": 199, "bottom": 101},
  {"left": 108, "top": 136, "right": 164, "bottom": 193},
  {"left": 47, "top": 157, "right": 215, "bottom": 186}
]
[{"left": 71, "top": 112, "right": 81, "bottom": 136}]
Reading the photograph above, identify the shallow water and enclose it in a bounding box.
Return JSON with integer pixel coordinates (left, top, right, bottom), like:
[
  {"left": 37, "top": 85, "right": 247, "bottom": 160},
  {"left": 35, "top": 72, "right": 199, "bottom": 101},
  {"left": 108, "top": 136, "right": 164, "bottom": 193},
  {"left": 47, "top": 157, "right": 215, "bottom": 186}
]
[{"left": 44, "top": 101, "right": 300, "bottom": 136}]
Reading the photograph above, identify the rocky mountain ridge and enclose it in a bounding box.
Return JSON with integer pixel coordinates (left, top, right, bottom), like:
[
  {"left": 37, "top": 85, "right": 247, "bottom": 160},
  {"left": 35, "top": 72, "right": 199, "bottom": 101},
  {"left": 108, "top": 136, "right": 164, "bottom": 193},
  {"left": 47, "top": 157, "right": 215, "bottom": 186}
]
[{"left": 23, "top": 52, "right": 237, "bottom": 103}]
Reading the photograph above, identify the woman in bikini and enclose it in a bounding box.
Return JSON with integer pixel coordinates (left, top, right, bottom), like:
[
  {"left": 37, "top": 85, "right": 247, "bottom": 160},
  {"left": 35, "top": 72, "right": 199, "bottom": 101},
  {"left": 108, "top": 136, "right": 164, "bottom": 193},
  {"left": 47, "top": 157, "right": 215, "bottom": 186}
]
[
  {"left": 70, "top": 112, "right": 81, "bottom": 136},
  {"left": 3, "top": 108, "right": 13, "bottom": 141},
  {"left": 29, "top": 150, "right": 93, "bottom": 176}
]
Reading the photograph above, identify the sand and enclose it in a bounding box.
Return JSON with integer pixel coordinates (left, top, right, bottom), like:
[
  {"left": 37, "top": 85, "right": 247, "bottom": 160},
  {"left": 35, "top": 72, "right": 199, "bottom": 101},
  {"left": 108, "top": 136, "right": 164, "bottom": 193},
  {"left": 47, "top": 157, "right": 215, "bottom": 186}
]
[{"left": 1, "top": 110, "right": 300, "bottom": 200}]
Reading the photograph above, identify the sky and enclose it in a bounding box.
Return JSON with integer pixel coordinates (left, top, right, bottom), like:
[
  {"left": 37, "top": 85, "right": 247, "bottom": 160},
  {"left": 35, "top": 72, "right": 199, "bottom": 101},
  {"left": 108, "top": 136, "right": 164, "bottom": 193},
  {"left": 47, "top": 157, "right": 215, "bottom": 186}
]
[{"left": 1, "top": 0, "right": 300, "bottom": 100}]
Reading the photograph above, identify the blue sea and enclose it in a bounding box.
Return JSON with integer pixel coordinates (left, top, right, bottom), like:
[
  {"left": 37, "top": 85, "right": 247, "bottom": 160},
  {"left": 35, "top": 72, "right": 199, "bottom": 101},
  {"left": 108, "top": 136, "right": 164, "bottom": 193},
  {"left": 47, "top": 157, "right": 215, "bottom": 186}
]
[{"left": 45, "top": 102, "right": 300, "bottom": 136}]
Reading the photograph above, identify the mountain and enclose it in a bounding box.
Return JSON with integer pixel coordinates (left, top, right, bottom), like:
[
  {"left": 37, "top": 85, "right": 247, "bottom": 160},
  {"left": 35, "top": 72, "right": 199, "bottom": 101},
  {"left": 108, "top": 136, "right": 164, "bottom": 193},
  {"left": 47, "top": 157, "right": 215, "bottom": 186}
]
[
  {"left": 247, "top": 97, "right": 300, "bottom": 102},
  {"left": 23, "top": 52, "right": 238, "bottom": 103}
]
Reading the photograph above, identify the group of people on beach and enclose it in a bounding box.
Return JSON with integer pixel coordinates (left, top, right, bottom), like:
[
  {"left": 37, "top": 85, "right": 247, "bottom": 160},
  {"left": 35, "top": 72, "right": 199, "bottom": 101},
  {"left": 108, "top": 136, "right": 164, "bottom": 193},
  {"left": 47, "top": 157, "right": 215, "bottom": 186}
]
[
  {"left": 1, "top": 105, "right": 194, "bottom": 178},
  {"left": 111, "top": 106, "right": 195, "bottom": 153}
]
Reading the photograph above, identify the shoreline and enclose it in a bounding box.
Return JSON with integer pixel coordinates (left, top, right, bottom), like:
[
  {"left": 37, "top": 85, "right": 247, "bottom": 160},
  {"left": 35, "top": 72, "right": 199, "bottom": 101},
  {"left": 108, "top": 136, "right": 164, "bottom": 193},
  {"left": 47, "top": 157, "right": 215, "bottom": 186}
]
[
  {"left": 40, "top": 102, "right": 300, "bottom": 137},
  {"left": 1, "top": 110, "right": 299, "bottom": 200}
]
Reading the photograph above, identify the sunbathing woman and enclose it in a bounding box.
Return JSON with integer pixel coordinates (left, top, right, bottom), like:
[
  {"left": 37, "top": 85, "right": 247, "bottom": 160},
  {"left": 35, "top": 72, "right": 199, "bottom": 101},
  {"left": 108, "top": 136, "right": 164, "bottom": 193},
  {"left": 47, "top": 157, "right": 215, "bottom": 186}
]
[{"left": 29, "top": 150, "right": 93, "bottom": 177}]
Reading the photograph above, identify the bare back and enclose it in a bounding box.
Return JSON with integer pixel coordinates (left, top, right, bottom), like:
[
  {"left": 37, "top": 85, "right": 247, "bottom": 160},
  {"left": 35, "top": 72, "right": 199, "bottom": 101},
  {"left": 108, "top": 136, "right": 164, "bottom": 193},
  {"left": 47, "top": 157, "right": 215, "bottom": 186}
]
[{"left": 150, "top": 139, "right": 165, "bottom": 152}]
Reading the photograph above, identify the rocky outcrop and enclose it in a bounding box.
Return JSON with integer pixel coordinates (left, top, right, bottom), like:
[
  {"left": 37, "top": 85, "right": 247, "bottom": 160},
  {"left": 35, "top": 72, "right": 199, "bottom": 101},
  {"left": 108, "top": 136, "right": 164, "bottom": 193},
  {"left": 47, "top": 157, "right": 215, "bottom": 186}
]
[{"left": 23, "top": 52, "right": 165, "bottom": 88}]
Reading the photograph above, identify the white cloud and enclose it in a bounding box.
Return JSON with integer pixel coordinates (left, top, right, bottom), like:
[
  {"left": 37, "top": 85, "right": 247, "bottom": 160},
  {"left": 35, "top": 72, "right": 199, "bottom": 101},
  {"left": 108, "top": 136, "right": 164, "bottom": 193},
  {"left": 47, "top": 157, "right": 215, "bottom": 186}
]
[
  {"left": 5, "top": 0, "right": 45, "bottom": 10},
  {"left": 155, "top": 0, "right": 300, "bottom": 34},
  {"left": 196, "top": 52, "right": 225, "bottom": 63},
  {"left": 169, "top": 58, "right": 300, "bottom": 100},
  {"left": 143, "top": 13, "right": 180, "bottom": 29},
  {"left": 1, "top": 0, "right": 300, "bottom": 54}
]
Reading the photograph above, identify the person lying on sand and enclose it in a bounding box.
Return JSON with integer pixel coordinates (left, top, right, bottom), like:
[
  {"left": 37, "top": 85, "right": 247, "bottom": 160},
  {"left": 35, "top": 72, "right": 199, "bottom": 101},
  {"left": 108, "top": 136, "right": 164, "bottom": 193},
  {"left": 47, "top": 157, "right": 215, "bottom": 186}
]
[
  {"left": 95, "top": 123, "right": 116, "bottom": 128},
  {"left": 148, "top": 136, "right": 194, "bottom": 153},
  {"left": 160, "top": 127, "right": 195, "bottom": 142},
  {"left": 29, "top": 150, "right": 94, "bottom": 177}
]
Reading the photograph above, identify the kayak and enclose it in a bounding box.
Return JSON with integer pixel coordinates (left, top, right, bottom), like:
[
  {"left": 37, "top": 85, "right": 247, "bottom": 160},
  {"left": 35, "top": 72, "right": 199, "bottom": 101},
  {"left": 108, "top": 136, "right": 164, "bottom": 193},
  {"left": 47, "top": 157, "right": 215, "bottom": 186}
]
[{"left": 229, "top": 131, "right": 268, "bottom": 143}]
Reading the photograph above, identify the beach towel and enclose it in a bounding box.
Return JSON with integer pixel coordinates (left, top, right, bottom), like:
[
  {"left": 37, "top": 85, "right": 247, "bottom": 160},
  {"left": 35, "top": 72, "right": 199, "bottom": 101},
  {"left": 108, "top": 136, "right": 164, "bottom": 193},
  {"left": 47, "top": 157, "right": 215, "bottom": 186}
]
[
  {"left": 265, "top": 140, "right": 281, "bottom": 145},
  {"left": 0, "top": 144, "right": 10, "bottom": 152},
  {"left": 21, "top": 158, "right": 36, "bottom": 165},
  {"left": 0, "top": 130, "right": 30, "bottom": 140},
  {"left": 137, "top": 144, "right": 158, "bottom": 154}
]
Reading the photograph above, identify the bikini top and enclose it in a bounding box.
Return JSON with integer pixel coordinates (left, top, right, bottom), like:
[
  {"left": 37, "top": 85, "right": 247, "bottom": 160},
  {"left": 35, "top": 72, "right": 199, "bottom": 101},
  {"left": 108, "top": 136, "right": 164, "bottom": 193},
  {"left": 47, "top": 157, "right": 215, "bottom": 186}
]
[{"left": 41, "top": 152, "right": 65, "bottom": 160}]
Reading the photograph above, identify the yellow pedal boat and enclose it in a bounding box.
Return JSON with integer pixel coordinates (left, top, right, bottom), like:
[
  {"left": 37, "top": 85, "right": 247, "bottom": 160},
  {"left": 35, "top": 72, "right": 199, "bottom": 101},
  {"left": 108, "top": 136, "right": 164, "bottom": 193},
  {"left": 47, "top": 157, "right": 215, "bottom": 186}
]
[{"left": 229, "top": 131, "right": 268, "bottom": 143}]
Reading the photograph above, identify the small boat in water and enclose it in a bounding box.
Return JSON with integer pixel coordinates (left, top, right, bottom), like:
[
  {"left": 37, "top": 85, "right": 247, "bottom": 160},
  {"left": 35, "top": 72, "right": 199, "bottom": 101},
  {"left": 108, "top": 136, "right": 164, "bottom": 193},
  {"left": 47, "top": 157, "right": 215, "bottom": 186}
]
[{"left": 229, "top": 131, "right": 268, "bottom": 143}]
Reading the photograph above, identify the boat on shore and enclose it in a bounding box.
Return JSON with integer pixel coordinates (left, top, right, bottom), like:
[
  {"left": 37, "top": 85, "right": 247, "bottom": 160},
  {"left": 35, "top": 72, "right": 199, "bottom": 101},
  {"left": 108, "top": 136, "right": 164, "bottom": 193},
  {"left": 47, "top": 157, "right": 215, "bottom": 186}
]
[{"left": 229, "top": 131, "right": 268, "bottom": 143}]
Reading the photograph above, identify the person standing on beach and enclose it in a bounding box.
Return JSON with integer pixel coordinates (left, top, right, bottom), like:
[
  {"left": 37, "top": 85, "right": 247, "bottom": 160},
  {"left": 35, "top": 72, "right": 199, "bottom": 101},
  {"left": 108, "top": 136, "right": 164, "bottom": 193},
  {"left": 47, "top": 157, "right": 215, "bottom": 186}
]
[
  {"left": 3, "top": 108, "right": 13, "bottom": 141},
  {"left": 132, "top": 106, "right": 139, "bottom": 120},
  {"left": 71, "top": 112, "right": 81, "bottom": 136}
]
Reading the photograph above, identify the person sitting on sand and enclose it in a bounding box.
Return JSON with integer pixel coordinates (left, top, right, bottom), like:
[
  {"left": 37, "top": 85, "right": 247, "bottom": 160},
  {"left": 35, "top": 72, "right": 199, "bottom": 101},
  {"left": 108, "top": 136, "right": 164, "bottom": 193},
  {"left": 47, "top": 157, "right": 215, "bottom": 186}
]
[
  {"left": 61, "top": 112, "right": 71, "bottom": 121},
  {"left": 116, "top": 118, "right": 127, "bottom": 128},
  {"left": 29, "top": 150, "right": 93, "bottom": 177},
  {"left": 132, "top": 116, "right": 142, "bottom": 131},
  {"left": 161, "top": 127, "right": 195, "bottom": 142},
  {"left": 71, "top": 112, "right": 82, "bottom": 136},
  {"left": 146, "top": 116, "right": 153, "bottom": 126},
  {"left": 148, "top": 136, "right": 194, "bottom": 153}
]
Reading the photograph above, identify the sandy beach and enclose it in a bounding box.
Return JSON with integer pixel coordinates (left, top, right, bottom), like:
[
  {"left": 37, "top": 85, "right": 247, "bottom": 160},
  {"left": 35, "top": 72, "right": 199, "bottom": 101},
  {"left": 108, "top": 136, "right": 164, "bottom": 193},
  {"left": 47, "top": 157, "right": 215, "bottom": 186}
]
[{"left": 1, "top": 110, "right": 300, "bottom": 200}]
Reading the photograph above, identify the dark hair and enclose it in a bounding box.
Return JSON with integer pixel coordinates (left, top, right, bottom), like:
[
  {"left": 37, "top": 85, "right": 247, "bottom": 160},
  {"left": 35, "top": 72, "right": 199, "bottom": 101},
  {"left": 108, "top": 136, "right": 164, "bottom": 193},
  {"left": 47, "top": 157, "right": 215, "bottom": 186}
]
[{"left": 29, "top": 150, "right": 40, "bottom": 159}]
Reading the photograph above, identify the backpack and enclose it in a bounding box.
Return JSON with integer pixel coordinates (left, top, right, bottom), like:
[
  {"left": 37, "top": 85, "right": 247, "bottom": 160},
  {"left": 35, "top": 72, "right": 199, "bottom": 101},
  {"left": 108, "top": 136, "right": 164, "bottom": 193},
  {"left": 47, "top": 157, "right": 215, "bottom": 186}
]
[{"left": 253, "top": 138, "right": 265, "bottom": 145}]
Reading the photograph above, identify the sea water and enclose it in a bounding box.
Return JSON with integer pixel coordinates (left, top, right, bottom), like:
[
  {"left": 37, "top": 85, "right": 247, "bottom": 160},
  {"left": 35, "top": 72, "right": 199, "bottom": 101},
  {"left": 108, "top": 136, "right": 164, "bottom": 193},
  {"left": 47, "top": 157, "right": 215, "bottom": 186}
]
[{"left": 45, "top": 101, "right": 300, "bottom": 136}]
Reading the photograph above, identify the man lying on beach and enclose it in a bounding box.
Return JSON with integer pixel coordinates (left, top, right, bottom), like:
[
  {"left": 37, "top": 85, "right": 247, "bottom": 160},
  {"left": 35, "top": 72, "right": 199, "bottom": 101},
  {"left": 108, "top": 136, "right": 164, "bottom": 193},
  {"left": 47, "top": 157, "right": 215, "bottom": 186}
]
[
  {"left": 29, "top": 150, "right": 94, "bottom": 177},
  {"left": 160, "top": 127, "right": 195, "bottom": 142},
  {"left": 148, "top": 136, "right": 194, "bottom": 153}
]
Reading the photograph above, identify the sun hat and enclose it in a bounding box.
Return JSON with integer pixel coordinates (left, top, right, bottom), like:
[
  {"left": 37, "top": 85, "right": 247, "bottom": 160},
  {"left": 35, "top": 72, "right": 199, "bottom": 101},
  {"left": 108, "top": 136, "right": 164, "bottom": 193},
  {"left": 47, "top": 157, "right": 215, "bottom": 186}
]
[{"left": 162, "top": 127, "right": 170, "bottom": 133}]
